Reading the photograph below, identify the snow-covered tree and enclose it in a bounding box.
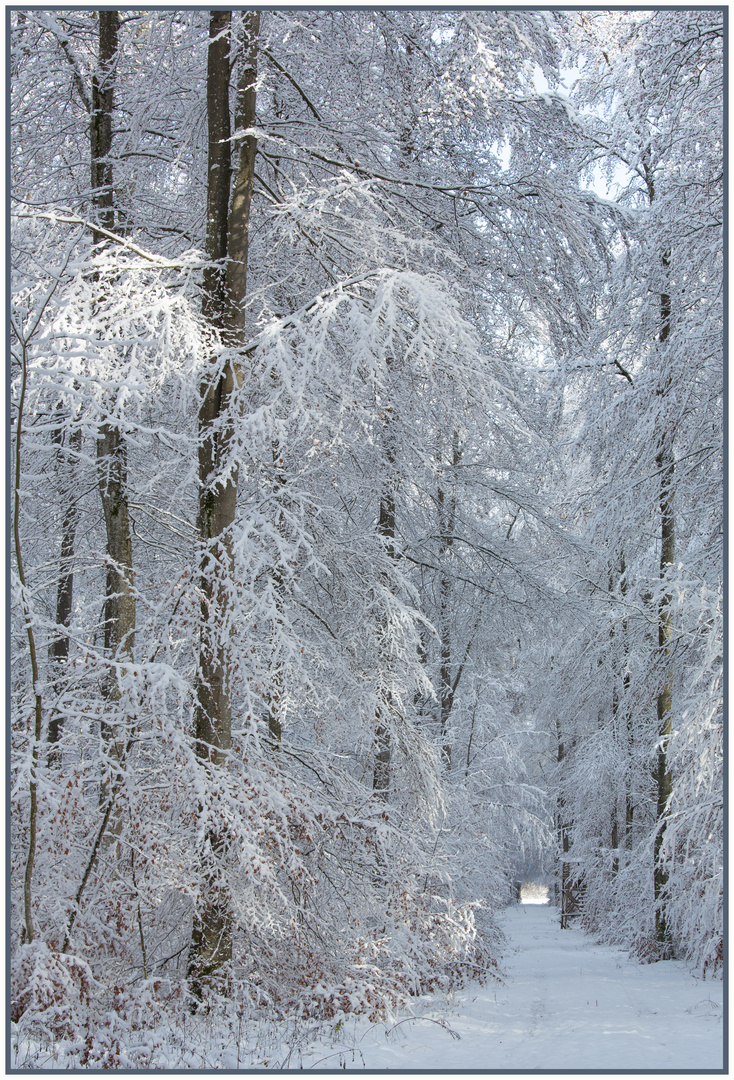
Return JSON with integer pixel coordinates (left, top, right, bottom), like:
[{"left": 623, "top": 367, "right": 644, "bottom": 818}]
[
  {"left": 542, "top": 8, "right": 723, "bottom": 966},
  {"left": 10, "top": 8, "right": 722, "bottom": 1063}
]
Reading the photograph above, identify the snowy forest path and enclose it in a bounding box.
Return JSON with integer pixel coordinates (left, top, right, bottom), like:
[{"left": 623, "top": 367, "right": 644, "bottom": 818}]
[{"left": 341, "top": 903, "right": 723, "bottom": 1072}]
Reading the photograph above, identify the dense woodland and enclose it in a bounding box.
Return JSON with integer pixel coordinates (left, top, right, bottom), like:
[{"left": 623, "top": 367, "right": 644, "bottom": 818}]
[{"left": 10, "top": 7, "right": 723, "bottom": 1062}]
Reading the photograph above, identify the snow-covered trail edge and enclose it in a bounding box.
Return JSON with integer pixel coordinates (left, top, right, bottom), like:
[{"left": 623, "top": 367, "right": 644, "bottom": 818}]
[
  {"left": 303, "top": 903, "right": 724, "bottom": 1072},
  {"left": 11, "top": 904, "right": 722, "bottom": 1071}
]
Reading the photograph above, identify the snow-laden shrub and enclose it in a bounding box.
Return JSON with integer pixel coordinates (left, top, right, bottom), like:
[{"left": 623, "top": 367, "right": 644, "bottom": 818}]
[
  {"left": 11, "top": 941, "right": 94, "bottom": 1040},
  {"left": 658, "top": 586, "right": 723, "bottom": 976},
  {"left": 11, "top": 961, "right": 181, "bottom": 1070}
]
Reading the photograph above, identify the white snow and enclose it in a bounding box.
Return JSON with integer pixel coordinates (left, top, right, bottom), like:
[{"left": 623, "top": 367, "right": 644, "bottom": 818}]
[
  {"left": 297, "top": 903, "right": 724, "bottom": 1072},
  {"left": 12, "top": 903, "right": 723, "bottom": 1071}
]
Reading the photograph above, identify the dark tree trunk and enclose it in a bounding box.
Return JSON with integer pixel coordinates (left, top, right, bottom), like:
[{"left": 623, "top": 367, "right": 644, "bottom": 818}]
[
  {"left": 556, "top": 720, "right": 570, "bottom": 927},
  {"left": 189, "top": 9, "right": 260, "bottom": 995},
  {"left": 654, "top": 422, "right": 675, "bottom": 951},
  {"left": 266, "top": 445, "right": 286, "bottom": 748},
  {"left": 610, "top": 550, "right": 630, "bottom": 876},
  {"left": 225, "top": 11, "right": 259, "bottom": 340},
  {"left": 644, "top": 167, "right": 675, "bottom": 955},
  {"left": 90, "top": 11, "right": 118, "bottom": 241},
  {"left": 97, "top": 422, "right": 136, "bottom": 700},
  {"left": 47, "top": 419, "right": 81, "bottom": 764},
  {"left": 190, "top": 10, "right": 235, "bottom": 994},
  {"left": 90, "top": 12, "right": 136, "bottom": 790},
  {"left": 557, "top": 718, "right": 584, "bottom": 927},
  {"left": 620, "top": 556, "right": 635, "bottom": 851},
  {"left": 373, "top": 482, "right": 395, "bottom": 801},
  {"left": 436, "top": 434, "right": 461, "bottom": 770},
  {"left": 372, "top": 351, "right": 398, "bottom": 802},
  {"left": 195, "top": 9, "right": 234, "bottom": 769}
]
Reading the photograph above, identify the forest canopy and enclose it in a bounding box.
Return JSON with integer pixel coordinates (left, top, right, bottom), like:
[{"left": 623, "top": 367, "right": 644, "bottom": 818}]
[{"left": 10, "top": 7, "right": 723, "bottom": 1064}]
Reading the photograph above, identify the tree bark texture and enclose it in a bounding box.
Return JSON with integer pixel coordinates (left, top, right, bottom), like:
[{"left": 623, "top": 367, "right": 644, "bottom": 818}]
[
  {"left": 373, "top": 365, "right": 396, "bottom": 801},
  {"left": 90, "top": 11, "right": 118, "bottom": 242},
  {"left": 610, "top": 550, "right": 632, "bottom": 875},
  {"left": 556, "top": 720, "right": 570, "bottom": 927},
  {"left": 189, "top": 10, "right": 261, "bottom": 993},
  {"left": 97, "top": 422, "right": 136, "bottom": 670},
  {"left": 47, "top": 420, "right": 82, "bottom": 763},
  {"left": 619, "top": 555, "right": 635, "bottom": 851},
  {"left": 644, "top": 168, "right": 675, "bottom": 954},
  {"left": 373, "top": 481, "right": 395, "bottom": 801},
  {"left": 226, "top": 11, "right": 259, "bottom": 340},
  {"left": 190, "top": 10, "right": 235, "bottom": 993},
  {"left": 90, "top": 11, "right": 136, "bottom": 794},
  {"left": 96, "top": 415, "right": 136, "bottom": 807},
  {"left": 654, "top": 424, "right": 675, "bottom": 950},
  {"left": 436, "top": 434, "right": 462, "bottom": 770},
  {"left": 557, "top": 719, "right": 584, "bottom": 927},
  {"left": 266, "top": 444, "right": 286, "bottom": 748}
]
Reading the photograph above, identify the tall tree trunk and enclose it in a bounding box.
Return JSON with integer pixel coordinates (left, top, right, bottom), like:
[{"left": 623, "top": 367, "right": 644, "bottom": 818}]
[
  {"left": 190, "top": 9, "right": 234, "bottom": 993},
  {"left": 556, "top": 715, "right": 584, "bottom": 926},
  {"left": 556, "top": 719, "right": 571, "bottom": 928},
  {"left": 47, "top": 418, "right": 81, "bottom": 765},
  {"left": 373, "top": 480, "right": 394, "bottom": 801},
  {"left": 91, "top": 11, "right": 135, "bottom": 793},
  {"left": 90, "top": 12, "right": 117, "bottom": 244},
  {"left": 645, "top": 167, "right": 675, "bottom": 954},
  {"left": 97, "top": 421, "right": 135, "bottom": 711},
  {"left": 654, "top": 416, "right": 675, "bottom": 951},
  {"left": 650, "top": 169, "right": 674, "bottom": 950},
  {"left": 195, "top": 9, "right": 233, "bottom": 770},
  {"left": 372, "top": 352, "right": 398, "bottom": 801},
  {"left": 189, "top": 9, "right": 260, "bottom": 993},
  {"left": 556, "top": 720, "right": 567, "bottom": 923},
  {"left": 609, "top": 550, "right": 629, "bottom": 876},
  {"left": 610, "top": 810, "right": 619, "bottom": 875},
  {"left": 225, "top": 12, "right": 259, "bottom": 341},
  {"left": 619, "top": 555, "right": 635, "bottom": 851},
  {"left": 266, "top": 444, "right": 286, "bottom": 748},
  {"left": 438, "top": 567, "right": 452, "bottom": 769},
  {"left": 436, "top": 434, "right": 461, "bottom": 769}
]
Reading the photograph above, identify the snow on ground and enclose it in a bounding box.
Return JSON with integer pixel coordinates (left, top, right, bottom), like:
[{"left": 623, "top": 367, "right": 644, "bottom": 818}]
[
  {"left": 12, "top": 901, "right": 723, "bottom": 1071},
  {"left": 299, "top": 901, "right": 724, "bottom": 1072}
]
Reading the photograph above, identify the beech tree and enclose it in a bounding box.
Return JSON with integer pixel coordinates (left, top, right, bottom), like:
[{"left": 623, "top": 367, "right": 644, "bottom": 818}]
[
  {"left": 541, "top": 8, "right": 723, "bottom": 962},
  {"left": 10, "top": 8, "right": 722, "bottom": 1061}
]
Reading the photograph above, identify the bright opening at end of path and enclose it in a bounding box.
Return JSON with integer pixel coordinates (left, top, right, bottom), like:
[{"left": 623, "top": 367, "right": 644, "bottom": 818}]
[{"left": 520, "top": 882, "right": 549, "bottom": 904}]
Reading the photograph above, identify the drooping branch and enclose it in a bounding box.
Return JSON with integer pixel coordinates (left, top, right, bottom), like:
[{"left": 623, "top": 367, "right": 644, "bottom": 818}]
[
  {"left": 12, "top": 207, "right": 209, "bottom": 268},
  {"left": 261, "top": 47, "right": 322, "bottom": 121}
]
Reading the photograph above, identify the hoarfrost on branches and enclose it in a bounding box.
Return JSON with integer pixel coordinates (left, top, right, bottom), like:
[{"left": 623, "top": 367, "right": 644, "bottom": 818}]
[{"left": 10, "top": 6, "right": 722, "bottom": 1062}]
